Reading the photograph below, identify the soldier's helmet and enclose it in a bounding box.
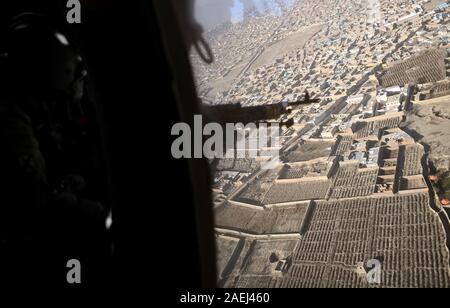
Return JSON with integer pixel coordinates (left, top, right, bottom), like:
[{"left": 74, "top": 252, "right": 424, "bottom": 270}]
[{"left": 6, "top": 13, "right": 83, "bottom": 101}]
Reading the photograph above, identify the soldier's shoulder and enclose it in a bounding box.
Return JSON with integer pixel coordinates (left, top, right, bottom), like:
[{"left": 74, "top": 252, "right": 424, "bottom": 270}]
[
  {"left": 0, "top": 100, "right": 38, "bottom": 153},
  {"left": 0, "top": 100, "right": 46, "bottom": 181},
  {"left": 0, "top": 100, "right": 31, "bottom": 124}
]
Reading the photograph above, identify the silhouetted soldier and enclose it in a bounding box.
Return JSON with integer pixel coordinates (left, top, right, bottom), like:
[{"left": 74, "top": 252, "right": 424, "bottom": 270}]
[{"left": 0, "top": 13, "right": 109, "bottom": 284}]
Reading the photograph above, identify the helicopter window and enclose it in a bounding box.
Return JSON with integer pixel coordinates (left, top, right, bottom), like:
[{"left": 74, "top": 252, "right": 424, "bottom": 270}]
[{"left": 185, "top": 0, "right": 450, "bottom": 289}]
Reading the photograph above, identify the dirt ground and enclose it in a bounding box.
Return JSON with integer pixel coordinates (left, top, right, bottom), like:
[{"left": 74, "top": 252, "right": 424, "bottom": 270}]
[
  {"left": 424, "top": 0, "right": 445, "bottom": 11},
  {"left": 402, "top": 96, "right": 450, "bottom": 172},
  {"left": 248, "top": 24, "right": 324, "bottom": 72}
]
